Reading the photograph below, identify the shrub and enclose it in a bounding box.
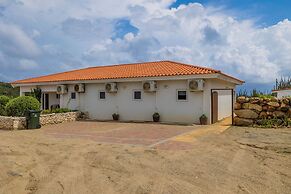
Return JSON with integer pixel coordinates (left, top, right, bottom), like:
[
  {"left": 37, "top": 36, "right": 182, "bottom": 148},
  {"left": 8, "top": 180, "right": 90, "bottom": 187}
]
[
  {"left": 0, "top": 95, "right": 10, "bottom": 116},
  {"left": 5, "top": 96, "right": 40, "bottom": 117},
  {"left": 257, "top": 116, "right": 290, "bottom": 128},
  {"left": 41, "top": 108, "right": 71, "bottom": 114},
  {"left": 41, "top": 109, "right": 51, "bottom": 114},
  {"left": 52, "top": 108, "right": 71, "bottom": 113}
]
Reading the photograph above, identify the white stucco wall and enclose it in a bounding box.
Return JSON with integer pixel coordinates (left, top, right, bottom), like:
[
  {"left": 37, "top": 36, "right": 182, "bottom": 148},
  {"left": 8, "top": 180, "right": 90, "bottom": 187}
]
[
  {"left": 48, "top": 93, "right": 59, "bottom": 108},
  {"left": 62, "top": 80, "right": 203, "bottom": 123},
  {"left": 274, "top": 89, "right": 291, "bottom": 99},
  {"left": 20, "top": 85, "right": 57, "bottom": 95},
  {"left": 18, "top": 77, "right": 237, "bottom": 124}
]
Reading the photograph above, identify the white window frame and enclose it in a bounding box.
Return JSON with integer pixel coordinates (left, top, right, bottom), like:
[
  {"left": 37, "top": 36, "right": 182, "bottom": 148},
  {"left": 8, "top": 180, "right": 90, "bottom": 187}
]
[
  {"left": 176, "top": 89, "right": 188, "bottom": 101},
  {"left": 133, "top": 90, "right": 142, "bottom": 101},
  {"left": 98, "top": 90, "right": 106, "bottom": 100}
]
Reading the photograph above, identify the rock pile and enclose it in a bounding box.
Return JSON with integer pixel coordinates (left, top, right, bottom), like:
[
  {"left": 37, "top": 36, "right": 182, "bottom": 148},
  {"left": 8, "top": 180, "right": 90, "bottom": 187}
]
[{"left": 234, "top": 96, "right": 291, "bottom": 127}]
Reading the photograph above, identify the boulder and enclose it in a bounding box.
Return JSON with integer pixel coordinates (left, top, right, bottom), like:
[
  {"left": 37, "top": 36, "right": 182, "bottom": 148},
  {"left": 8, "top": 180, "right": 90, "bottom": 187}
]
[
  {"left": 242, "top": 103, "right": 262, "bottom": 112},
  {"left": 271, "top": 97, "right": 278, "bottom": 102},
  {"left": 280, "top": 103, "right": 290, "bottom": 112},
  {"left": 273, "top": 111, "right": 286, "bottom": 118},
  {"left": 249, "top": 97, "right": 260, "bottom": 104},
  {"left": 262, "top": 105, "right": 268, "bottom": 111},
  {"left": 259, "top": 111, "right": 267, "bottom": 119},
  {"left": 237, "top": 96, "right": 247, "bottom": 104},
  {"left": 267, "top": 105, "right": 276, "bottom": 112},
  {"left": 234, "top": 117, "right": 253, "bottom": 126},
  {"left": 234, "top": 102, "right": 241, "bottom": 110},
  {"left": 267, "top": 101, "right": 280, "bottom": 108},
  {"left": 234, "top": 109, "right": 258, "bottom": 119},
  {"left": 282, "top": 98, "right": 290, "bottom": 105}
]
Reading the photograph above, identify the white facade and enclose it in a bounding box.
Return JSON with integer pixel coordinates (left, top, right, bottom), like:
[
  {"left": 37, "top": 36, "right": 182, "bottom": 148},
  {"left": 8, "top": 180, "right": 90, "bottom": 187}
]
[
  {"left": 273, "top": 89, "right": 291, "bottom": 99},
  {"left": 18, "top": 76, "right": 238, "bottom": 124}
]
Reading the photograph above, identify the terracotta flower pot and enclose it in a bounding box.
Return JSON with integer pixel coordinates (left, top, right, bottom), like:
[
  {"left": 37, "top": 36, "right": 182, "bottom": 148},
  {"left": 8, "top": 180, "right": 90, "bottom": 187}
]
[
  {"left": 112, "top": 113, "right": 119, "bottom": 121},
  {"left": 153, "top": 113, "right": 160, "bottom": 122},
  {"left": 200, "top": 115, "right": 207, "bottom": 125}
]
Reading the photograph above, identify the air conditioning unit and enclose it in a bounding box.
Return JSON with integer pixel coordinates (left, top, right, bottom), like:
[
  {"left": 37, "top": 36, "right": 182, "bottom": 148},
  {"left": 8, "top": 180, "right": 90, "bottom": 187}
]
[
  {"left": 74, "top": 83, "right": 85, "bottom": 93},
  {"left": 188, "top": 79, "right": 204, "bottom": 92},
  {"left": 105, "top": 82, "right": 118, "bottom": 93},
  {"left": 56, "top": 85, "right": 68, "bottom": 94},
  {"left": 143, "top": 81, "right": 157, "bottom": 92}
]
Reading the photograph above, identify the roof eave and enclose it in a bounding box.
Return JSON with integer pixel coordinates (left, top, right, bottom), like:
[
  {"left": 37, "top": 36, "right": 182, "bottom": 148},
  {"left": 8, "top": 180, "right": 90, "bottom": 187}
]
[
  {"left": 216, "top": 73, "right": 244, "bottom": 85},
  {"left": 13, "top": 74, "right": 221, "bottom": 87}
]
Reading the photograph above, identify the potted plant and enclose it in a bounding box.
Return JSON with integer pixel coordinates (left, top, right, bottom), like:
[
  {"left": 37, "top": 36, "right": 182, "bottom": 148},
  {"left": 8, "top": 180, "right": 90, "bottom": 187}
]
[
  {"left": 112, "top": 113, "right": 119, "bottom": 121},
  {"left": 152, "top": 112, "right": 160, "bottom": 122},
  {"left": 200, "top": 114, "right": 207, "bottom": 125}
]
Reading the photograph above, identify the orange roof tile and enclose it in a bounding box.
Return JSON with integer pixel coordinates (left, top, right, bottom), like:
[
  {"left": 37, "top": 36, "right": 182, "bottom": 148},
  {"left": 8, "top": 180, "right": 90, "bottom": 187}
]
[{"left": 12, "top": 61, "right": 243, "bottom": 84}]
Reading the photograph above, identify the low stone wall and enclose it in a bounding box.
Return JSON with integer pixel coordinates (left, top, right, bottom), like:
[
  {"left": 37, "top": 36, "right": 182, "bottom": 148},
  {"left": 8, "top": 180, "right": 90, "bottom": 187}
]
[
  {"left": 0, "top": 112, "right": 81, "bottom": 130},
  {"left": 0, "top": 116, "right": 26, "bottom": 130},
  {"left": 234, "top": 96, "right": 291, "bottom": 127},
  {"left": 40, "top": 112, "right": 81, "bottom": 126}
]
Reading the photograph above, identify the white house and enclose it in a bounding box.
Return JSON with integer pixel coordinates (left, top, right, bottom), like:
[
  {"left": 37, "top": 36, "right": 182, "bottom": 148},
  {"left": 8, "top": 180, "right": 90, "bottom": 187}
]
[
  {"left": 12, "top": 61, "right": 244, "bottom": 124},
  {"left": 272, "top": 88, "right": 291, "bottom": 99}
]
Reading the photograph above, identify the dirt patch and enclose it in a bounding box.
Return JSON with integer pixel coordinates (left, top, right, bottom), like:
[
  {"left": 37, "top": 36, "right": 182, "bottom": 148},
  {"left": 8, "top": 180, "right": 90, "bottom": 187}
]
[{"left": 0, "top": 122, "right": 290, "bottom": 194}]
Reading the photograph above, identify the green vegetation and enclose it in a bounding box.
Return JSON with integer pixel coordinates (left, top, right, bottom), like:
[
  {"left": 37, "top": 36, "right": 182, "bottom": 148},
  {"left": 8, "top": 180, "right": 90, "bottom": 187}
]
[
  {"left": 25, "top": 87, "right": 42, "bottom": 102},
  {"left": 5, "top": 96, "right": 40, "bottom": 117},
  {"left": 237, "top": 89, "right": 275, "bottom": 98},
  {"left": 41, "top": 108, "right": 71, "bottom": 114},
  {"left": 257, "top": 117, "right": 291, "bottom": 128},
  {"left": 0, "top": 82, "right": 19, "bottom": 97},
  {"left": 274, "top": 77, "right": 291, "bottom": 90},
  {"left": 0, "top": 95, "right": 10, "bottom": 116}
]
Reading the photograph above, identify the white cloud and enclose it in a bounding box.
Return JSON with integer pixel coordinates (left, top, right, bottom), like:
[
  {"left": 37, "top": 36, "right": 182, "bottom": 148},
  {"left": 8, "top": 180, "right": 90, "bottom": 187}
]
[
  {"left": 0, "top": 22, "right": 41, "bottom": 58},
  {"left": 0, "top": 0, "right": 290, "bottom": 86},
  {"left": 83, "top": 2, "right": 291, "bottom": 84},
  {"left": 19, "top": 59, "right": 39, "bottom": 70}
]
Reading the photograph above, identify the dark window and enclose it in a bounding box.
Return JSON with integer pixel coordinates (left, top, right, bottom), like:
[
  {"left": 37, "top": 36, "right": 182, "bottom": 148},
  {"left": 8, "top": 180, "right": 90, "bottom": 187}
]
[
  {"left": 177, "top": 90, "right": 187, "bottom": 101},
  {"left": 56, "top": 94, "right": 60, "bottom": 99},
  {"left": 133, "top": 91, "right": 142, "bottom": 100},
  {"left": 99, "top": 91, "right": 106, "bottom": 99},
  {"left": 71, "top": 92, "right": 76, "bottom": 99}
]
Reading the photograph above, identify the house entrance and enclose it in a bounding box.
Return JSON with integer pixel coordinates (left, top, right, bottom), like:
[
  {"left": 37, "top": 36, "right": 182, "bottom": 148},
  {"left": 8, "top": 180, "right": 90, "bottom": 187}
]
[{"left": 211, "top": 89, "right": 234, "bottom": 125}]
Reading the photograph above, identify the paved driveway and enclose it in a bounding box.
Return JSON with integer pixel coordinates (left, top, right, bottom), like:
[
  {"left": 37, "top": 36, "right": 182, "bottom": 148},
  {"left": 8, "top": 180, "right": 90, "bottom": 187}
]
[{"left": 43, "top": 121, "right": 196, "bottom": 148}]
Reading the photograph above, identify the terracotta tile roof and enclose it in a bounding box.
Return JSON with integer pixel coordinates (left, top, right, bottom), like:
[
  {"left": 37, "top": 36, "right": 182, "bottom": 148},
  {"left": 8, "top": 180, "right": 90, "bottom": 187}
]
[{"left": 12, "top": 61, "right": 243, "bottom": 84}]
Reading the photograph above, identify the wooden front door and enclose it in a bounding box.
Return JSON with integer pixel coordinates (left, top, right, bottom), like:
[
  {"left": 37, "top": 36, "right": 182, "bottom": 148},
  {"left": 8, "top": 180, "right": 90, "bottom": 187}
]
[{"left": 212, "top": 91, "right": 218, "bottom": 124}]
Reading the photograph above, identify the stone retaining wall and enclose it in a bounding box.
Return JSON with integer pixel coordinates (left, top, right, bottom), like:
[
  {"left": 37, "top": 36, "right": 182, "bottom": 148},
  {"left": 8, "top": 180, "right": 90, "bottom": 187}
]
[
  {"left": 40, "top": 112, "right": 81, "bottom": 126},
  {"left": 234, "top": 96, "right": 291, "bottom": 127},
  {"left": 0, "top": 116, "right": 26, "bottom": 130},
  {"left": 0, "top": 112, "right": 81, "bottom": 130}
]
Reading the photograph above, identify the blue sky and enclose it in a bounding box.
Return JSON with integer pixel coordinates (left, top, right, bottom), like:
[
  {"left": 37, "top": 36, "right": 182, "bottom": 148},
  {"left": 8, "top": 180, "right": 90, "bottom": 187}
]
[
  {"left": 0, "top": 0, "right": 290, "bottom": 92},
  {"left": 172, "top": 0, "right": 291, "bottom": 26}
]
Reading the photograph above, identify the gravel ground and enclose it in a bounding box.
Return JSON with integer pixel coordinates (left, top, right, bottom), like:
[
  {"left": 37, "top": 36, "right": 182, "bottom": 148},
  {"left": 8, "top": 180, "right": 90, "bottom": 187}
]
[{"left": 0, "top": 122, "right": 290, "bottom": 194}]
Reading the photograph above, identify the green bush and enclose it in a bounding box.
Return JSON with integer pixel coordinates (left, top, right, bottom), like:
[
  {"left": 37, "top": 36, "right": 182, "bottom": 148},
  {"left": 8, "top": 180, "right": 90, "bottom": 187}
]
[
  {"left": 41, "top": 109, "right": 51, "bottom": 114},
  {"left": 53, "top": 108, "right": 71, "bottom": 113},
  {"left": 5, "top": 96, "right": 40, "bottom": 117},
  {"left": 41, "top": 108, "right": 71, "bottom": 114},
  {"left": 257, "top": 116, "right": 290, "bottom": 128},
  {"left": 0, "top": 95, "right": 10, "bottom": 116}
]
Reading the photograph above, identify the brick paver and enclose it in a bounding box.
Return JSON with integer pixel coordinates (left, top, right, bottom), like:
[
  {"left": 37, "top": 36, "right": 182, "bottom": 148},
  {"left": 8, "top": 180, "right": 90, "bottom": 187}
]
[{"left": 43, "top": 121, "right": 196, "bottom": 148}]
